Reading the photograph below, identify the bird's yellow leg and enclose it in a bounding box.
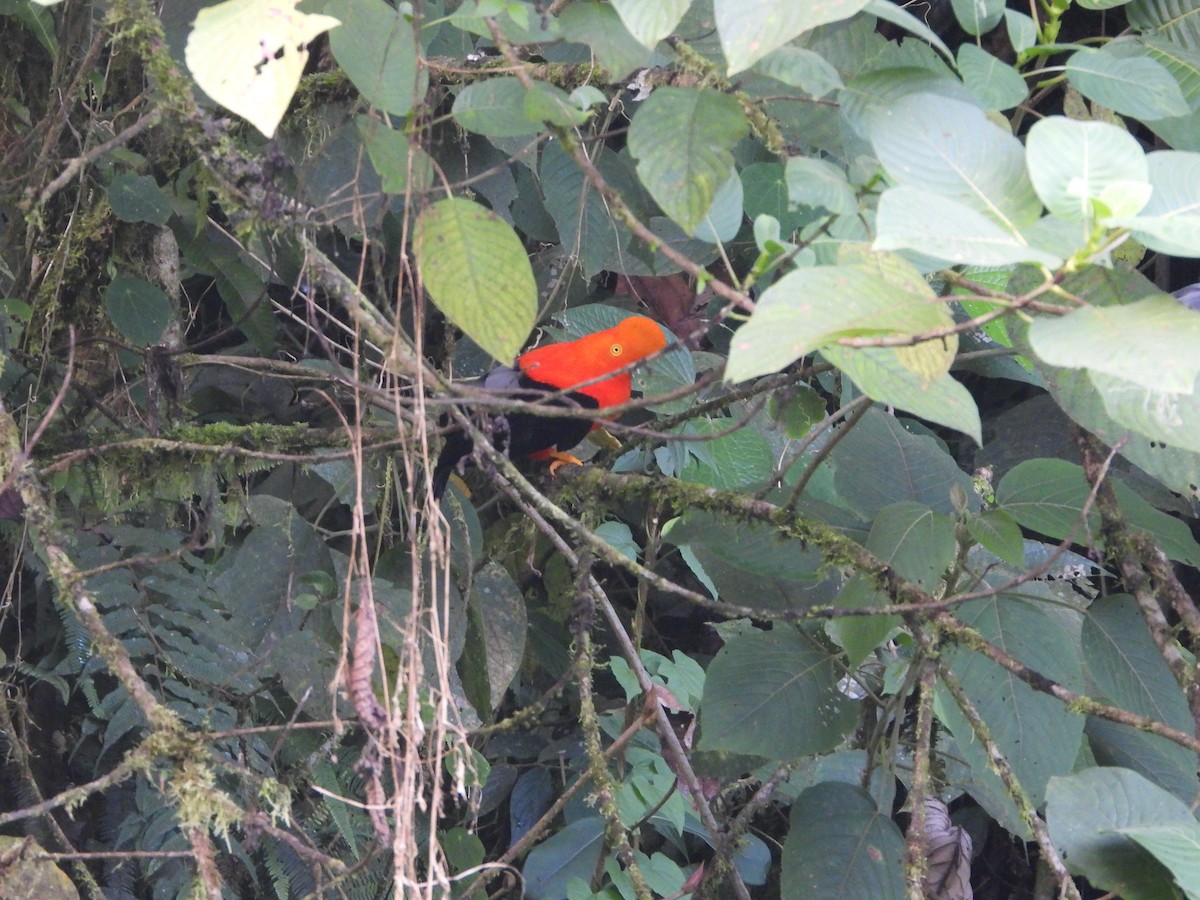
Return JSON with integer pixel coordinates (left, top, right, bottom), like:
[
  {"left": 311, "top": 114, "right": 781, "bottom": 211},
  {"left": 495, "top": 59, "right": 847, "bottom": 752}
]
[{"left": 545, "top": 450, "right": 585, "bottom": 476}]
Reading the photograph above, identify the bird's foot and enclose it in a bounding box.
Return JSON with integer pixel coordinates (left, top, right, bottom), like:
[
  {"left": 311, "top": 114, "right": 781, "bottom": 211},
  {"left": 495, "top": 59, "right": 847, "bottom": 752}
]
[{"left": 545, "top": 450, "right": 584, "bottom": 476}]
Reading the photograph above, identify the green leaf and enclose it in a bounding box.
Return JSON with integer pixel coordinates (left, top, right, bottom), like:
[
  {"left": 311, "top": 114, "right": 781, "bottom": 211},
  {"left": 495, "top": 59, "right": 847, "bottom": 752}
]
[
  {"left": 841, "top": 68, "right": 979, "bottom": 140},
  {"left": 937, "top": 594, "right": 1085, "bottom": 835},
  {"left": 1027, "top": 294, "right": 1200, "bottom": 394},
  {"left": 864, "top": 0, "right": 953, "bottom": 63},
  {"left": 324, "top": 0, "right": 423, "bottom": 116},
  {"left": 874, "top": 186, "right": 1062, "bottom": 268},
  {"left": 1005, "top": 9, "right": 1038, "bottom": 53},
  {"left": 951, "top": 0, "right": 1003, "bottom": 35},
  {"left": 1047, "top": 768, "right": 1188, "bottom": 900},
  {"left": 715, "top": 0, "right": 872, "bottom": 75},
  {"left": 523, "top": 81, "right": 589, "bottom": 128},
  {"left": 958, "top": 44, "right": 1029, "bottom": 111},
  {"left": 523, "top": 817, "right": 606, "bottom": 900},
  {"left": 452, "top": 77, "right": 543, "bottom": 137},
  {"left": 995, "top": 458, "right": 1097, "bottom": 539},
  {"left": 677, "top": 418, "right": 775, "bottom": 490},
  {"left": 743, "top": 162, "right": 812, "bottom": 236},
  {"left": 1086, "top": 717, "right": 1200, "bottom": 809},
  {"left": 185, "top": 0, "right": 339, "bottom": 137},
  {"left": 966, "top": 509, "right": 1025, "bottom": 566},
  {"left": 1025, "top": 117, "right": 1150, "bottom": 221},
  {"left": 822, "top": 345, "right": 983, "bottom": 443},
  {"left": 831, "top": 408, "right": 977, "bottom": 517},
  {"left": 627, "top": 87, "right": 748, "bottom": 233},
  {"left": 781, "top": 783, "right": 906, "bottom": 899},
  {"left": 106, "top": 174, "right": 172, "bottom": 225},
  {"left": 1111, "top": 150, "right": 1200, "bottom": 256},
  {"left": 725, "top": 262, "right": 949, "bottom": 383},
  {"left": 466, "top": 562, "right": 526, "bottom": 711},
  {"left": 753, "top": 46, "right": 844, "bottom": 98},
  {"left": 1139, "top": 36, "right": 1200, "bottom": 151},
  {"left": 540, "top": 142, "right": 633, "bottom": 278},
  {"left": 867, "top": 94, "right": 1042, "bottom": 228},
  {"left": 105, "top": 275, "right": 173, "bottom": 347},
  {"left": 1091, "top": 369, "right": 1200, "bottom": 456},
  {"left": 1066, "top": 46, "right": 1190, "bottom": 120},
  {"left": 664, "top": 512, "right": 829, "bottom": 609},
  {"left": 1084, "top": 595, "right": 1194, "bottom": 734},
  {"left": 1128, "top": 0, "right": 1200, "bottom": 54},
  {"left": 1037, "top": 361, "right": 1200, "bottom": 502},
  {"left": 785, "top": 156, "right": 857, "bottom": 215},
  {"left": 413, "top": 197, "right": 537, "bottom": 362},
  {"left": 558, "top": 2, "right": 651, "bottom": 80},
  {"left": 355, "top": 116, "right": 433, "bottom": 193},
  {"left": 690, "top": 169, "right": 744, "bottom": 242},
  {"left": 609, "top": 0, "right": 691, "bottom": 49},
  {"left": 1120, "top": 822, "right": 1200, "bottom": 897},
  {"left": 698, "top": 627, "right": 860, "bottom": 759},
  {"left": 997, "top": 457, "right": 1200, "bottom": 564},
  {"left": 829, "top": 502, "right": 955, "bottom": 664}
]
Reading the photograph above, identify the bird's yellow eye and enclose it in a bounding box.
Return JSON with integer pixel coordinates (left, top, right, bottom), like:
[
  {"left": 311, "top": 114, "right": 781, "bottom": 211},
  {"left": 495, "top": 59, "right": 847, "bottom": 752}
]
[{"left": 610, "top": 343, "right": 623, "bottom": 356}]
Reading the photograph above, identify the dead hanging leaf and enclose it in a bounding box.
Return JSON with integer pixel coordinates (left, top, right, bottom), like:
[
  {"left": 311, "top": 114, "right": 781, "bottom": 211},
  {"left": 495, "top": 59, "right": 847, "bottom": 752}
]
[
  {"left": 613, "top": 274, "right": 710, "bottom": 347},
  {"left": 921, "top": 798, "right": 973, "bottom": 900}
]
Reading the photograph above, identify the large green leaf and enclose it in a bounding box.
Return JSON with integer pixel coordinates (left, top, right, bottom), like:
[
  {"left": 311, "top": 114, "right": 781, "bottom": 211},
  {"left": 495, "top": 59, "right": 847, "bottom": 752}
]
[
  {"left": 663, "top": 512, "right": 831, "bottom": 609},
  {"left": 104, "top": 275, "right": 174, "bottom": 347},
  {"left": 610, "top": 0, "right": 691, "bottom": 49},
  {"left": 540, "top": 142, "right": 635, "bottom": 277},
  {"left": 627, "top": 87, "right": 748, "bottom": 233},
  {"left": 996, "top": 458, "right": 1200, "bottom": 565},
  {"left": 1111, "top": 150, "right": 1200, "bottom": 256},
  {"left": 185, "top": 0, "right": 340, "bottom": 137},
  {"left": 1083, "top": 595, "right": 1200, "bottom": 803},
  {"left": 714, "top": 0, "right": 872, "bottom": 74},
  {"left": 828, "top": 502, "right": 955, "bottom": 664},
  {"left": 873, "top": 186, "right": 1062, "bottom": 268},
  {"left": 356, "top": 116, "right": 434, "bottom": 193},
  {"left": 725, "top": 261, "right": 949, "bottom": 383},
  {"left": 452, "top": 77, "right": 543, "bottom": 137},
  {"left": 957, "top": 43, "right": 1029, "bottom": 110},
  {"left": 780, "top": 783, "right": 906, "bottom": 900},
  {"left": 830, "top": 408, "right": 977, "bottom": 517},
  {"left": 785, "top": 156, "right": 857, "bottom": 215},
  {"left": 867, "top": 94, "right": 1042, "bottom": 229},
  {"left": 822, "top": 344, "right": 983, "bottom": 442},
  {"left": 1091, "top": 369, "right": 1200, "bottom": 455},
  {"left": 523, "top": 817, "right": 605, "bottom": 900},
  {"left": 1141, "top": 36, "right": 1200, "bottom": 151},
  {"left": 1066, "top": 46, "right": 1189, "bottom": 120},
  {"left": 1121, "top": 823, "right": 1200, "bottom": 897},
  {"left": 413, "top": 197, "right": 537, "bottom": 362},
  {"left": 1128, "top": 0, "right": 1200, "bottom": 52},
  {"left": 753, "top": 46, "right": 844, "bottom": 98},
  {"left": 1047, "top": 768, "right": 1186, "bottom": 900},
  {"left": 676, "top": 419, "right": 775, "bottom": 490},
  {"left": 1042, "top": 363, "right": 1200, "bottom": 502},
  {"left": 106, "top": 174, "right": 172, "bottom": 225},
  {"left": 950, "top": 0, "right": 1003, "bottom": 35},
  {"left": 558, "top": 1, "right": 652, "bottom": 79},
  {"left": 1027, "top": 294, "right": 1200, "bottom": 394},
  {"left": 698, "top": 627, "right": 860, "bottom": 758},
  {"left": 1025, "top": 117, "right": 1151, "bottom": 221},
  {"left": 462, "top": 562, "right": 526, "bottom": 712},
  {"left": 936, "top": 594, "right": 1085, "bottom": 835},
  {"left": 325, "top": 0, "right": 424, "bottom": 116}
]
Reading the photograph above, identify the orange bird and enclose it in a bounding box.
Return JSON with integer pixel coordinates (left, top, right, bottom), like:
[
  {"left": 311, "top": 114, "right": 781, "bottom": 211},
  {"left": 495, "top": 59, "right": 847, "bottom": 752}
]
[{"left": 431, "top": 315, "right": 668, "bottom": 498}]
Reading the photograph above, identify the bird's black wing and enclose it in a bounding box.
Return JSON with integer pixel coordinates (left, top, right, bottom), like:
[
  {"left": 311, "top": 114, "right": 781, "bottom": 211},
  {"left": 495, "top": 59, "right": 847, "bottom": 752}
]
[{"left": 429, "top": 367, "right": 600, "bottom": 499}]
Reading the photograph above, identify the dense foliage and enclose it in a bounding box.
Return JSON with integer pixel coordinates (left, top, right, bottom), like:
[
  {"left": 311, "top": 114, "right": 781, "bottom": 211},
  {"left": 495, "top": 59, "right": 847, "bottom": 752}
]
[{"left": 2, "top": 0, "right": 1200, "bottom": 898}]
